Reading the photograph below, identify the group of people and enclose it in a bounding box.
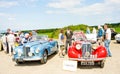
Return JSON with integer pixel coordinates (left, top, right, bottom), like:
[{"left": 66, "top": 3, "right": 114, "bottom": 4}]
[
  {"left": 1, "top": 28, "right": 37, "bottom": 56},
  {"left": 58, "top": 24, "right": 112, "bottom": 58},
  {"left": 1, "top": 24, "right": 112, "bottom": 58}
]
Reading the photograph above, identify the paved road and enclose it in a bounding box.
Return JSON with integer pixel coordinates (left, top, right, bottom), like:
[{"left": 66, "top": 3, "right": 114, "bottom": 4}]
[{"left": 0, "top": 40, "right": 120, "bottom": 74}]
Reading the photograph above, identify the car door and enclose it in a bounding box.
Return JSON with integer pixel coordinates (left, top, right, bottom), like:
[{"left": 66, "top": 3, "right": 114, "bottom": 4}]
[{"left": 49, "top": 41, "right": 57, "bottom": 53}]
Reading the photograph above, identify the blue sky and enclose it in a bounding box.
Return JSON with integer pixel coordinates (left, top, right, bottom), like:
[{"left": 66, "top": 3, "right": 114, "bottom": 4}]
[{"left": 0, "top": 0, "right": 120, "bottom": 30}]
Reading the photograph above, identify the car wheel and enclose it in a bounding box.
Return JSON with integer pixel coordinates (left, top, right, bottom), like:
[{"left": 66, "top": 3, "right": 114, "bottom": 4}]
[
  {"left": 41, "top": 50, "right": 47, "bottom": 64},
  {"left": 116, "top": 40, "right": 120, "bottom": 43},
  {"left": 55, "top": 49, "right": 58, "bottom": 54},
  {"left": 100, "top": 60, "right": 105, "bottom": 68}
]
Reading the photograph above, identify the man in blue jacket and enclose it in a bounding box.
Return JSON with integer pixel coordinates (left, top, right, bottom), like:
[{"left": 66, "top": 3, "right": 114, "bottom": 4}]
[{"left": 97, "top": 25, "right": 104, "bottom": 45}]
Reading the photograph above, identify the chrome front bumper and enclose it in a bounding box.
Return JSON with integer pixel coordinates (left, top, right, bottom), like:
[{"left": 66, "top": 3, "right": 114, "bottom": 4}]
[
  {"left": 69, "top": 57, "right": 106, "bottom": 61},
  {"left": 13, "top": 57, "right": 42, "bottom": 62}
]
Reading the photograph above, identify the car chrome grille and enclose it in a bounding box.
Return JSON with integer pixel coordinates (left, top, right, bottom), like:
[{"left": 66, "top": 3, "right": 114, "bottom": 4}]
[
  {"left": 82, "top": 43, "right": 92, "bottom": 58},
  {"left": 23, "top": 46, "right": 30, "bottom": 57}
]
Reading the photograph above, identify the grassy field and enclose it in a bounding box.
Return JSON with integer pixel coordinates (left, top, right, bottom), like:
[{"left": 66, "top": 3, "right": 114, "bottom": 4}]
[
  {"left": 38, "top": 27, "right": 120, "bottom": 39},
  {"left": 115, "top": 28, "right": 120, "bottom": 33},
  {"left": 36, "top": 23, "right": 120, "bottom": 39},
  {"left": 38, "top": 32, "right": 53, "bottom": 38}
]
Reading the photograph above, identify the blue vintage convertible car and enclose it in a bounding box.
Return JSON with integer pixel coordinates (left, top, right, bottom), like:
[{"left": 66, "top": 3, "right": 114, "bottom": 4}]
[{"left": 12, "top": 35, "right": 58, "bottom": 64}]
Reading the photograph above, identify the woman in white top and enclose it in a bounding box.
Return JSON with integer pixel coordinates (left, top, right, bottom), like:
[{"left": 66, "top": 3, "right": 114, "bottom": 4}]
[
  {"left": 58, "top": 29, "right": 65, "bottom": 57},
  {"left": 92, "top": 27, "right": 97, "bottom": 34},
  {"left": 1, "top": 34, "right": 7, "bottom": 53}
]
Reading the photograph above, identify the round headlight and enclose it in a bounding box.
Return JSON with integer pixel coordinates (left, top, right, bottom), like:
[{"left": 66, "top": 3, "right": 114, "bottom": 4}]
[
  {"left": 76, "top": 44, "right": 81, "bottom": 50},
  {"left": 28, "top": 52, "right": 32, "bottom": 57},
  {"left": 18, "top": 49, "right": 22, "bottom": 57},
  {"left": 18, "top": 52, "right": 22, "bottom": 57},
  {"left": 35, "top": 48, "right": 40, "bottom": 53}
]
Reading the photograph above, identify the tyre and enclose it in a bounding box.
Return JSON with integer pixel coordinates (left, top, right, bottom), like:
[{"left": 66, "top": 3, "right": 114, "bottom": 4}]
[
  {"left": 41, "top": 50, "right": 48, "bottom": 64},
  {"left": 100, "top": 60, "right": 105, "bottom": 68},
  {"left": 16, "top": 61, "right": 23, "bottom": 64},
  {"left": 116, "top": 40, "right": 120, "bottom": 43}
]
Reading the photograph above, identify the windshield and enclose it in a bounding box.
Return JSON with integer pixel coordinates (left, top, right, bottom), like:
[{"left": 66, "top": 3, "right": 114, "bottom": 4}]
[
  {"left": 73, "top": 32, "right": 86, "bottom": 41},
  {"left": 36, "top": 35, "right": 48, "bottom": 41}
]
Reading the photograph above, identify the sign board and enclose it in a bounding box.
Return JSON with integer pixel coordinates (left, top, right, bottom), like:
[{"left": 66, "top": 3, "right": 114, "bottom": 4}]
[{"left": 63, "top": 60, "right": 77, "bottom": 71}]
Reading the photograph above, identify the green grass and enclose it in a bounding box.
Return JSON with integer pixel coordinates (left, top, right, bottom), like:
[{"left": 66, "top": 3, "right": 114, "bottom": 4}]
[
  {"left": 38, "top": 30, "right": 60, "bottom": 39},
  {"left": 38, "top": 32, "right": 53, "bottom": 38},
  {"left": 115, "top": 28, "right": 120, "bottom": 33}
]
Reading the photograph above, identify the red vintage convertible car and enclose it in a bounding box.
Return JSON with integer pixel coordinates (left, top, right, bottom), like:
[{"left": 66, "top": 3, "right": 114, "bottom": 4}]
[{"left": 68, "top": 31, "right": 107, "bottom": 68}]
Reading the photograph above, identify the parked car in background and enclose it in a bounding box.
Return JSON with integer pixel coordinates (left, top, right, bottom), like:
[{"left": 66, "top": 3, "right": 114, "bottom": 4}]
[
  {"left": 115, "top": 34, "right": 120, "bottom": 43},
  {"left": 68, "top": 31, "right": 107, "bottom": 68},
  {"left": 13, "top": 35, "right": 58, "bottom": 64},
  {"left": 111, "top": 28, "right": 117, "bottom": 40}
]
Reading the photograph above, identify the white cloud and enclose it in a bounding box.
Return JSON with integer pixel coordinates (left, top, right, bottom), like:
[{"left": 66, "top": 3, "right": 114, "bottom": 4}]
[
  {"left": 47, "top": 0, "right": 83, "bottom": 9},
  {"left": 46, "top": 10, "right": 67, "bottom": 14},
  {"left": 105, "top": 0, "right": 120, "bottom": 4},
  {"left": 47, "top": 0, "right": 120, "bottom": 15},
  {"left": 0, "top": 1, "right": 18, "bottom": 8},
  {"left": 46, "top": 10, "right": 54, "bottom": 14},
  {"left": 0, "top": 0, "right": 39, "bottom": 8},
  {"left": 0, "top": 13, "right": 6, "bottom": 16},
  {"left": 0, "top": 13, "right": 16, "bottom": 21}
]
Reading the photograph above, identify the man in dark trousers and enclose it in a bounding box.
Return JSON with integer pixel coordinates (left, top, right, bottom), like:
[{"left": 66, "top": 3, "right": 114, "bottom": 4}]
[{"left": 65, "top": 28, "right": 73, "bottom": 54}]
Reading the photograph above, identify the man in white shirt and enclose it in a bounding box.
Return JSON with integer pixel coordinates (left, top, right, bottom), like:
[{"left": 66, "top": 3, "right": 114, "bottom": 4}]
[
  {"left": 1, "top": 34, "right": 7, "bottom": 53},
  {"left": 7, "top": 31, "right": 15, "bottom": 56},
  {"left": 104, "top": 24, "right": 112, "bottom": 57}
]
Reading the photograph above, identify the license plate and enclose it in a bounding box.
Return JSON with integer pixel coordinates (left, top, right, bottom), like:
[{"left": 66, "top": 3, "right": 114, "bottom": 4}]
[
  {"left": 81, "top": 61, "right": 94, "bottom": 65},
  {"left": 18, "top": 58, "right": 23, "bottom": 61}
]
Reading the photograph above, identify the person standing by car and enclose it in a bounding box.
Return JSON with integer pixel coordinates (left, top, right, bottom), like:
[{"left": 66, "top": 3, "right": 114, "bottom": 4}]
[
  {"left": 6, "top": 28, "right": 11, "bottom": 53},
  {"left": 1, "top": 33, "right": 7, "bottom": 53},
  {"left": 97, "top": 25, "right": 104, "bottom": 45},
  {"left": 65, "top": 28, "right": 73, "bottom": 54},
  {"left": 58, "top": 29, "right": 65, "bottom": 57},
  {"left": 104, "top": 24, "right": 112, "bottom": 57},
  {"left": 32, "top": 30, "right": 38, "bottom": 40},
  {"left": 7, "top": 31, "right": 15, "bottom": 56},
  {"left": 92, "top": 27, "right": 97, "bottom": 34},
  {"left": 86, "top": 27, "right": 91, "bottom": 34}
]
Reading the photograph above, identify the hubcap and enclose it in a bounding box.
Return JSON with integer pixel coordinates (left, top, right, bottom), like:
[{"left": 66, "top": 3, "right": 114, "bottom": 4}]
[{"left": 43, "top": 51, "right": 47, "bottom": 62}]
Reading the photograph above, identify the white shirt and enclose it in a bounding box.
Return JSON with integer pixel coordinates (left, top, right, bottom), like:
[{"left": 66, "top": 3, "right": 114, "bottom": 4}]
[
  {"left": 58, "top": 33, "right": 64, "bottom": 45},
  {"left": 7, "top": 34, "right": 15, "bottom": 43},
  {"left": 92, "top": 28, "right": 97, "bottom": 34},
  {"left": 106, "top": 28, "right": 111, "bottom": 40},
  {"left": 1, "top": 35, "right": 7, "bottom": 43}
]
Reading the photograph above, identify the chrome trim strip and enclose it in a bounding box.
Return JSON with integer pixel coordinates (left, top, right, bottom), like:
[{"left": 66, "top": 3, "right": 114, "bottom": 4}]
[
  {"left": 23, "top": 57, "right": 42, "bottom": 61},
  {"left": 69, "top": 58, "right": 106, "bottom": 61}
]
